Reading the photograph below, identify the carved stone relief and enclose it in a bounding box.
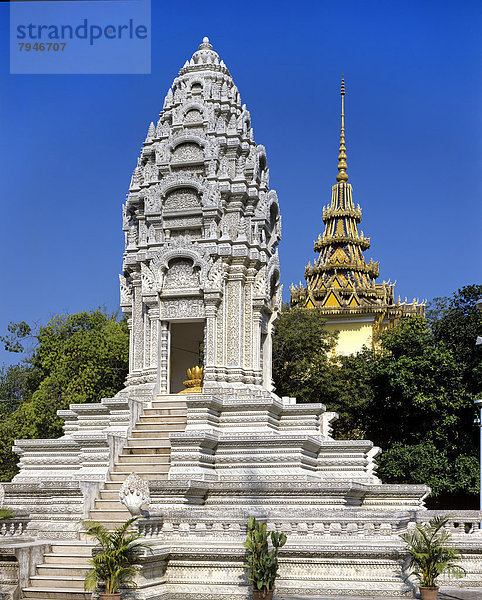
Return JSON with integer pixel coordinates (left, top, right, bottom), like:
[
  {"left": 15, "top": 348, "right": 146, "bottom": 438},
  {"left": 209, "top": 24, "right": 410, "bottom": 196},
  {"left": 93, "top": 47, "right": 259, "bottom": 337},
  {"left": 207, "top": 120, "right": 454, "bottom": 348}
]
[
  {"left": 184, "top": 109, "right": 203, "bottom": 124},
  {"left": 160, "top": 298, "right": 205, "bottom": 320},
  {"left": 164, "top": 188, "right": 201, "bottom": 212},
  {"left": 119, "top": 473, "right": 150, "bottom": 516},
  {"left": 163, "top": 258, "right": 200, "bottom": 291},
  {"left": 172, "top": 142, "right": 204, "bottom": 162}
]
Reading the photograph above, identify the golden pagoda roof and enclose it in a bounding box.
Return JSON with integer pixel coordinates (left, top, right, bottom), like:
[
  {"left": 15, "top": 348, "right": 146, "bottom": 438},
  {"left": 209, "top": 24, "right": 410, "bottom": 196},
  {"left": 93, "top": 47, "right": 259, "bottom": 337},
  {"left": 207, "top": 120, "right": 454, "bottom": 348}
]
[{"left": 291, "top": 78, "right": 394, "bottom": 313}]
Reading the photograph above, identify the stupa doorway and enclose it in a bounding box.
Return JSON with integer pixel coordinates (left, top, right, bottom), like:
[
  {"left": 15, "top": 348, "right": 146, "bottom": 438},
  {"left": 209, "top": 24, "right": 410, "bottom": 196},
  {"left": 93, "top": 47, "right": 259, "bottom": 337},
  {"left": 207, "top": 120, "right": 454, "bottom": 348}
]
[{"left": 168, "top": 320, "right": 205, "bottom": 393}]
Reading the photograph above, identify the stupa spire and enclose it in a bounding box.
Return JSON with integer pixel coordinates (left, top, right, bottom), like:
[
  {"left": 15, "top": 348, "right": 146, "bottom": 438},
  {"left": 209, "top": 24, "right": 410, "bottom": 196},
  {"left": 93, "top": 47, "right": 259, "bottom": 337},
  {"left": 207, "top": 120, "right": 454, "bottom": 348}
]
[
  {"left": 179, "top": 36, "right": 231, "bottom": 77},
  {"left": 290, "top": 77, "right": 425, "bottom": 356},
  {"left": 336, "top": 76, "right": 348, "bottom": 183}
]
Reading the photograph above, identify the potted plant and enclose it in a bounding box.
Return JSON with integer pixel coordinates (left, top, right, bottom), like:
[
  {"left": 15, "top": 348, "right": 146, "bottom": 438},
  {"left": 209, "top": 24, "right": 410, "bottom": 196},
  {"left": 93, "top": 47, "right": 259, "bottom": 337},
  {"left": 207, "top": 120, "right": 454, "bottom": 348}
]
[
  {"left": 0, "top": 507, "right": 15, "bottom": 520},
  {"left": 400, "top": 515, "right": 465, "bottom": 600},
  {"left": 243, "top": 516, "right": 287, "bottom": 600},
  {"left": 83, "top": 516, "right": 151, "bottom": 600}
]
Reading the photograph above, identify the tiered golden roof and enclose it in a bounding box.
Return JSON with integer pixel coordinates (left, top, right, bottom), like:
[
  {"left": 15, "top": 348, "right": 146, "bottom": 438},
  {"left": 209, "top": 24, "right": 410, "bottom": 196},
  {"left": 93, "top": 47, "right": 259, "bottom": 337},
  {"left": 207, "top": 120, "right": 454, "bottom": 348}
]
[{"left": 291, "top": 78, "right": 397, "bottom": 312}]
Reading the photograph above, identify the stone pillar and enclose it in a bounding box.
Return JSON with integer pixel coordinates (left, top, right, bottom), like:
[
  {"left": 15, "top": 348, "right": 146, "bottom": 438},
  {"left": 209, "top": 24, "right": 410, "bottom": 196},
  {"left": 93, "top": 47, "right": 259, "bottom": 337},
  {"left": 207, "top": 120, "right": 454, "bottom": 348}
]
[
  {"left": 225, "top": 264, "right": 245, "bottom": 381},
  {"left": 264, "top": 311, "right": 275, "bottom": 391},
  {"left": 244, "top": 271, "right": 255, "bottom": 379},
  {"left": 158, "top": 321, "right": 170, "bottom": 394},
  {"left": 215, "top": 287, "right": 226, "bottom": 379},
  {"left": 143, "top": 304, "right": 151, "bottom": 369},
  {"left": 149, "top": 306, "right": 159, "bottom": 369},
  {"left": 127, "top": 316, "right": 134, "bottom": 375},
  {"left": 203, "top": 295, "right": 220, "bottom": 383},
  {"left": 252, "top": 307, "right": 263, "bottom": 385},
  {"left": 132, "top": 276, "right": 143, "bottom": 372}
]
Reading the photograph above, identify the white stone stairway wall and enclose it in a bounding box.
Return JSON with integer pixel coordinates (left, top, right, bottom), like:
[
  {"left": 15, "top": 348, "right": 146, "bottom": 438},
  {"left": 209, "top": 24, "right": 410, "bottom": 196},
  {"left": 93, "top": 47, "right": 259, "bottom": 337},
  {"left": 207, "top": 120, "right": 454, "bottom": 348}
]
[
  {"left": 88, "top": 397, "right": 187, "bottom": 529},
  {"left": 21, "top": 396, "right": 187, "bottom": 600},
  {"left": 22, "top": 541, "right": 94, "bottom": 600}
]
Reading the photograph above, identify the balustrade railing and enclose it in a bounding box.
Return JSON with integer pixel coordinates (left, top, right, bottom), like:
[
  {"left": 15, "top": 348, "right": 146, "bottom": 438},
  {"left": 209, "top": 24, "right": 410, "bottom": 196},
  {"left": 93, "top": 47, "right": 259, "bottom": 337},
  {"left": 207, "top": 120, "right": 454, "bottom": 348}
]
[
  {"left": 414, "top": 510, "right": 482, "bottom": 536},
  {"left": 136, "top": 510, "right": 482, "bottom": 540},
  {"left": 137, "top": 514, "right": 411, "bottom": 538},
  {"left": 0, "top": 518, "right": 30, "bottom": 539}
]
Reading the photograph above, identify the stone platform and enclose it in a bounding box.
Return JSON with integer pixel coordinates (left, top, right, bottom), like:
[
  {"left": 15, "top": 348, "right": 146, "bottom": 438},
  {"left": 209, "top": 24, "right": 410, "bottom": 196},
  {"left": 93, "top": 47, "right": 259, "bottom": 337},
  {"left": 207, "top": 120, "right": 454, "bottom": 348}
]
[
  {"left": 3, "top": 389, "right": 482, "bottom": 599},
  {"left": 279, "top": 591, "right": 482, "bottom": 600},
  {"left": 2, "top": 36, "right": 482, "bottom": 600}
]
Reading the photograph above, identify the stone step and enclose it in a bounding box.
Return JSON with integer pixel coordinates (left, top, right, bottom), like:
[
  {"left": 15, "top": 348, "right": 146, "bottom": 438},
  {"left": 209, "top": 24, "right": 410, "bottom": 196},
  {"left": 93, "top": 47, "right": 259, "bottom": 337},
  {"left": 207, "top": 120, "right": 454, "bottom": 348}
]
[
  {"left": 143, "top": 407, "right": 187, "bottom": 416},
  {"left": 49, "top": 542, "right": 94, "bottom": 556},
  {"left": 99, "top": 488, "right": 123, "bottom": 499},
  {"left": 126, "top": 437, "right": 171, "bottom": 446},
  {"left": 89, "top": 508, "right": 132, "bottom": 521},
  {"left": 93, "top": 499, "right": 126, "bottom": 510},
  {"left": 23, "top": 588, "right": 90, "bottom": 600},
  {"left": 36, "top": 565, "right": 91, "bottom": 577},
  {"left": 122, "top": 444, "right": 171, "bottom": 454},
  {"left": 134, "top": 422, "right": 186, "bottom": 431},
  {"left": 113, "top": 462, "right": 170, "bottom": 473},
  {"left": 29, "top": 576, "right": 86, "bottom": 589},
  {"left": 80, "top": 519, "right": 132, "bottom": 531},
  {"left": 108, "top": 471, "right": 168, "bottom": 482},
  {"left": 43, "top": 553, "right": 91, "bottom": 565},
  {"left": 138, "top": 414, "right": 187, "bottom": 423},
  {"left": 151, "top": 403, "right": 187, "bottom": 410},
  {"left": 131, "top": 430, "right": 171, "bottom": 438},
  {"left": 117, "top": 453, "right": 170, "bottom": 464},
  {"left": 103, "top": 481, "right": 123, "bottom": 490},
  {"left": 153, "top": 397, "right": 187, "bottom": 406}
]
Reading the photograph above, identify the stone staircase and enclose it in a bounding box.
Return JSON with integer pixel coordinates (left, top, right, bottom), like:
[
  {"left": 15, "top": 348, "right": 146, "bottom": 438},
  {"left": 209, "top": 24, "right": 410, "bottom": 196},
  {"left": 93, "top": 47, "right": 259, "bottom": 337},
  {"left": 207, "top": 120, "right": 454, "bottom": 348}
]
[
  {"left": 22, "top": 541, "right": 94, "bottom": 600},
  {"left": 21, "top": 396, "right": 187, "bottom": 599}
]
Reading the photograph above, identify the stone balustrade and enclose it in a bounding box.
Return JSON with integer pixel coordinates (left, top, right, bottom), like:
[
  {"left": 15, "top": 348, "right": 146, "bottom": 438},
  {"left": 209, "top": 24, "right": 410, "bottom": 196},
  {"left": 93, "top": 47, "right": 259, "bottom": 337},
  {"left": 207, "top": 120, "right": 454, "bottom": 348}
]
[
  {"left": 136, "top": 510, "right": 482, "bottom": 541},
  {"left": 413, "top": 510, "right": 482, "bottom": 536},
  {"left": 0, "top": 518, "right": 30, "bottom": 539},
  {"left": 136, "top": 512, "right": 412, "bottom": 539}
]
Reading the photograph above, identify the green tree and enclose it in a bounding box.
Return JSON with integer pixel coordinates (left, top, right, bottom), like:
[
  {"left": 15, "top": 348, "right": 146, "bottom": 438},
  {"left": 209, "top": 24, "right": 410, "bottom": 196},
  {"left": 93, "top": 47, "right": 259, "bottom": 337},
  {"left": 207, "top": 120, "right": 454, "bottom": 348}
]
[
  {"left": 272, "top": 306, "right": 336, "bottom": 404},
  {"left": 0, "top": 321, "right": 32, "bottom": 353},
  {"left": 428, "top": 284, "right": 482, "bottom": 395},
  {"left": 271, "top": 289, "right": 480, "bottom": 500},
  {"left": 0, "top": 363, "right": 39, "bottom": 417},
  {"left": 322, "top": 348, "right": 376, "bottom": 439},
  {"left": 272, "top": 306, "right": 376, "bottom": 438},
  {"left": 364, "top": 315, "right": 478, "bottom": 497},
  {"left": 0, "top": 310, "right": 129, "bottom": 481}
]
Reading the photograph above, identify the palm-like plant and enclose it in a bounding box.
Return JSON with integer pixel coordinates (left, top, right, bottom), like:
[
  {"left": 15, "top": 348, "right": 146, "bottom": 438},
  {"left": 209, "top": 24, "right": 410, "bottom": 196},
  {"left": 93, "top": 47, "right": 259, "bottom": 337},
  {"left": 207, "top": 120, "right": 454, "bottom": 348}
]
[
  {"left": 400, "top": 515, "right": 465, "bottom": 589},
  {"left": 83, "top": 517, "right": 151, "bottom": 595},
  {"left": 0, "top": 507, "right": 15, "bottom": 520},
  {"left": 243, "top": 516, "right": 287, "bottom": 596}
]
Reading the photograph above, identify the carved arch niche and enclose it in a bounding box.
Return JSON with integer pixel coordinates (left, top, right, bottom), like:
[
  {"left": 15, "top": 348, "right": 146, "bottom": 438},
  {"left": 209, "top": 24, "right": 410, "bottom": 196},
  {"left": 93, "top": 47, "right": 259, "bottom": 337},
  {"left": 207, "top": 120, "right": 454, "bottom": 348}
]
[
  {"left": 189, "top": 80, "right": 203, "bottom": 98},
  {"left": 181, "top": 100, "right": 204, "bottom": 132},
  {"left": 162, "top": 257, "right": 200, "bottom": 293},
  {"left": 183, "top": 109, "right": 203, "bottom": 126},
  {"left": 164, "top": 187, "right": 201, "bottom": 212},
  {"left": 171, "top": 142, "right": 204, "bottom": 163},
  {"left": 162, "top": 187, "right": 203, "bottom": 241}
]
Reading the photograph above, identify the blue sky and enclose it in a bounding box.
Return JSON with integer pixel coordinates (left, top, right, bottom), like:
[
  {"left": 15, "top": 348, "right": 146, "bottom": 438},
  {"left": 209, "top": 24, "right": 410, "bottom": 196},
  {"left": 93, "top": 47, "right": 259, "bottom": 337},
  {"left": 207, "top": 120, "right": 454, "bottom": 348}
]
[{"left": 1, "top": 0, "right": 481, "bottom": 366}]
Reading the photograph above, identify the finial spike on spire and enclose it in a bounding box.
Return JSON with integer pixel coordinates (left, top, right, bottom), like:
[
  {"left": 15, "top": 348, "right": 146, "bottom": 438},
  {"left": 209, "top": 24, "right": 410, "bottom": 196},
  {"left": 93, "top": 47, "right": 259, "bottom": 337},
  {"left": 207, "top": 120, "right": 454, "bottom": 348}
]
[
  {"left": 336, "top": 76, "right": 349, "bottom": 183},
  {"left": 199, "top": 36, "right": 213, "bottom": 50}
]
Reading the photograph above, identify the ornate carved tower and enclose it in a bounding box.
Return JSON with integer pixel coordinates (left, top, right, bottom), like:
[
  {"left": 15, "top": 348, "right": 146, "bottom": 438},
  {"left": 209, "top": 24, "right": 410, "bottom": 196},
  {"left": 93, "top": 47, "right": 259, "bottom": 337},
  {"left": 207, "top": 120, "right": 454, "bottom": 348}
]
[
  {"left": 291, "top": 79, "right": 424, "bottom": 354},
  {"left": 5, "top": 44, "right": 440, "bottom": 600},
  {"left": 120, "top": 37, "right": 281, "bottom": 397}
]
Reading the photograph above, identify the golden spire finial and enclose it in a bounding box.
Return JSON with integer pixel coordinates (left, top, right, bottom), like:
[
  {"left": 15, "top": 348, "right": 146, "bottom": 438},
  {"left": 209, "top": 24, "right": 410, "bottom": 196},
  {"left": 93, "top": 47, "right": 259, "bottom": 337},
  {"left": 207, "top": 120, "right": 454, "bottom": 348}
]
[{"left": 336, "top": 76, "right": 349, "bottom": 183}]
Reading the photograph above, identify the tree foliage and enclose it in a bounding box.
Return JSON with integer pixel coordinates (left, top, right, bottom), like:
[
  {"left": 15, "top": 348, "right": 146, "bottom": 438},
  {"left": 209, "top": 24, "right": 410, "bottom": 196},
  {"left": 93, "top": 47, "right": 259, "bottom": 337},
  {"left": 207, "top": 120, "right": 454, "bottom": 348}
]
[
  {"left": 0, "top": 321, "right": 32, "bottom": 353},
  {"left": 272, "top": 306, "right": 336, "bottom": 404},
  {"left": 272, "top": 286, "right": 481, "bottom": 499},
  {"left": 0, "top": 310, "right": 129, "bottom": 481},
  {"left": 400, "top": 515, "right": 465, "bottom": 587},
  {"left": 243, "top": 516, "right": 287, "bottom": 593},
  {"left": 83, "top": 516, "right": 151, "bottom": 594},
  {"left": 428, "top": 284, "right": 482, "bottom": 394}
]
